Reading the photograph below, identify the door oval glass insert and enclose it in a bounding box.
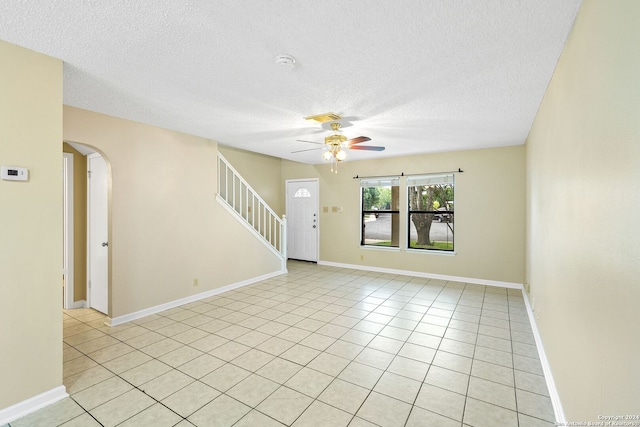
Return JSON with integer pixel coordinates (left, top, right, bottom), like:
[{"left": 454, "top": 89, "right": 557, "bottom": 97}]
[{"left": 294, "top": 188, "right": 311, "bottom": 198}]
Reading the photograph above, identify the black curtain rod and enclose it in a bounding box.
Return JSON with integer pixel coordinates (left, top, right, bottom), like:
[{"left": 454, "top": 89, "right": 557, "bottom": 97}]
[
  {"left": 353, "top": 168, "right": 463, "bottom": 180},
  {"left": 406, "top": 168, "right": 464, "bottom": 176},
  {"left": 352, "top": 173, "right": 403, "bottom": 180}
]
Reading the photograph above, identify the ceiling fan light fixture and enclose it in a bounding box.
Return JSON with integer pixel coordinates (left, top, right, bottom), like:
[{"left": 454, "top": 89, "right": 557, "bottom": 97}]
[
  {"left": 294, "top": 112, "right": 384, "bottom": 173},
  {"left": 325, "top": 134, "right": 347, "bottom": 144}
]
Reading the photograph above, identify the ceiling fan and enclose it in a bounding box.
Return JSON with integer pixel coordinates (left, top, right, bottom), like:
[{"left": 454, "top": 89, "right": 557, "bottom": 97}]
[{"left": 292, "top": 113, "right": 385, "bottom": 172}]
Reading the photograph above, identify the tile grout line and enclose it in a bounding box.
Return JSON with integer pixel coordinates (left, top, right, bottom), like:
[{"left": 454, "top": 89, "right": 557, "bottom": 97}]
[
  {"left": 65, "top": 311, "right": 204, "bottom": 426},
  {"left": 452, "top": 281, "right": 483, "bottom": 427},
  {"left": 509, "top": 289, "right": 521, "bottom": 427},
  {"left": 403, "top": 279, "right": 458, "bottom": 427},
  {"left": 261, "top": 274, "right": 419, "bottom": 426},
  {"left": 59, "top": 262, "right": 550, "bottom": 427},
  {"left": 243, "top": 272, "right": 429, "bottom": 425}
]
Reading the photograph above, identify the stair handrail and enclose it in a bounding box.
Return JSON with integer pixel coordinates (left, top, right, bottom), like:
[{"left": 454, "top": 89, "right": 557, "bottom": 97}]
[{"left": 217, "top": 152, "right": 286, "bottom": 262}]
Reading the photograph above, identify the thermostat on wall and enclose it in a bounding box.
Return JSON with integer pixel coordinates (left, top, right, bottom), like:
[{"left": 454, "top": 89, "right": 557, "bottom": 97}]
[{"left": 1, "top": 166, "right": 29, "bottom": 181}]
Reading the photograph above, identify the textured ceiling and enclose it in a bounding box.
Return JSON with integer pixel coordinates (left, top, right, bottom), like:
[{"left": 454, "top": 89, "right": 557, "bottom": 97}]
[{"left": 0, "top": 0, "right": 582, "bottom": 164}]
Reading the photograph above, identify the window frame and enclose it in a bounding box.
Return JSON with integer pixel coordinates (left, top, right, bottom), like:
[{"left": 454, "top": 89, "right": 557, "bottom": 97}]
[
  {"left": 359, "top": 177, "right": 400, "bottom": 248},
  {"left": 407, "top": 173, "right": 455, "bottom": 252}
]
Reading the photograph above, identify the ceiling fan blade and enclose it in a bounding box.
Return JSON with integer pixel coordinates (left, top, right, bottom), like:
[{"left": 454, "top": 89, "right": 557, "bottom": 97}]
[
  {"left": 347, "top": 136, "right": 371, "bottom": 145},
  {"left": 350, "top": 145, "right": 386, "bottom": 151},
  {"left": 296, "top": 139, "right": 324, "bottom": 145},
  {"left": 291, "top": 147, "right": 325, "bottom": 154}
]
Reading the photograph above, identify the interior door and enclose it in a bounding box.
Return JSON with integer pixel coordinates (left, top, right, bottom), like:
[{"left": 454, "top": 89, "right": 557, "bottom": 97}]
[
  {"left": 286, "top": 180, "right": 319, "bottom": 262},
  {"left": 63, "top": 153, "right": 74, "bottom": 309},
  {"left": 87, "top": 153, "right": 108, "bottom": 314}
]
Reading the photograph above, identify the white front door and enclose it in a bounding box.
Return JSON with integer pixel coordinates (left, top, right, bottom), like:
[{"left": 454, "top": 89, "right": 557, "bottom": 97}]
[
  {"left": 88, "top": 153, "right": 108, "bottom": 314},
  {"left": 286, "top": 179, "right": 319, "bottom": 262}
]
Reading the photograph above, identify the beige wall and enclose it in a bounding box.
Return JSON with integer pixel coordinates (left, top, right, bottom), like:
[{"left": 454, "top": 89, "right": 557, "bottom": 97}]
[
  {"left": 282, "top": 145, "right": 526, "bottom": 284},
  {"left": 0, "top": 41, "right": 63, "bottom": 409},
  {"left": 218, "top": 145, "right": 284, "bottom": 215},
  {"left": 63, "top": 143, "right": 88, "bottom": 302},
  {"left": 526, "top": 0, "right": 640, "bottom": 420},
  {"left": 63, "top": 107, "right": 283, "bottom": 318},
  {"left": 9, "top": 5, "right": 637, "bottom": 418}
]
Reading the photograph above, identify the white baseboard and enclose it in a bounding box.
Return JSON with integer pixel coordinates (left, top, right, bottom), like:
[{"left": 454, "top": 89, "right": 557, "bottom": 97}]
[
  {"left": 319, "top": 260, "right": 563, "bottom": 422},
  {"left": 522, "top": 290, "right": 565, "bottom": 424},
  {"left": 0, "top": 386, "right": 68, "bottom": 425},
  {"left": 317, "top": 260, "right": 523, "bottom": 290},
  {"left": 107, "top": 269, "right": 286, "bottom": 327},
  {"left": 71, "top": 300, "right": 86, "bottom": 309}
]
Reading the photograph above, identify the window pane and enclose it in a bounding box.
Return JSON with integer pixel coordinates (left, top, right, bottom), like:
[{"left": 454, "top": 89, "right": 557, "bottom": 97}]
[
  {"left": 363, "top": 212, "right": 399, "bottom": 247},
  {"left": 408, "top": 174, "right": 454, "bottom": 251},
  {"left": 408, "top": 212, "right": 454, "bottom": 250}
]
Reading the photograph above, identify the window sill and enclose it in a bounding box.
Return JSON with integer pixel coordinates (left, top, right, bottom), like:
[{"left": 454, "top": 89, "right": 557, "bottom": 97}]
[
  {"left": 360, "top": 245, "right": 400, "bottom": 252},
  {"left": 406, "top": 248, "right": 457, "bottom": 256},
  {"left": 360, "top": 246, "right": 456, "bottom": 256}
]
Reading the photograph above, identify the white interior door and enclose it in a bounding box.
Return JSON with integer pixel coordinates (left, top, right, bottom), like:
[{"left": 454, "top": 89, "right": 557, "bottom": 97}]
[
  {"left": 63, "top": 153, "right": 74, "bottom": 309},
  {"left": 286, "top": 180, "right": 319, "bottom": 262},
  {"left": 88, "top": 153, "right": 108, "bottom": 314}
]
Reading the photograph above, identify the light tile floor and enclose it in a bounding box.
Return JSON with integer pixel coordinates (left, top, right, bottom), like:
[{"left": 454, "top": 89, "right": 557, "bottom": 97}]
[{"left": 6, "top": 261, "right": 555, "bottom": 426}]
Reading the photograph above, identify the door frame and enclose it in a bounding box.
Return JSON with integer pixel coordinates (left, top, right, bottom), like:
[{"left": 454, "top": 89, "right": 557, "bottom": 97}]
[
  {"left": 63, "top": 153, "right": 74, "bottom": 309},
  {"left": 285, "top": 178, "right": 320, "bottom": 262}
]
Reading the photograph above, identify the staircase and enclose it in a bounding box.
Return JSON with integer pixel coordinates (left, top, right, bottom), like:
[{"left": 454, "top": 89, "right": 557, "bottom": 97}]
[{"left": 216, "top": 153, "right": 287, "bottom": 270}]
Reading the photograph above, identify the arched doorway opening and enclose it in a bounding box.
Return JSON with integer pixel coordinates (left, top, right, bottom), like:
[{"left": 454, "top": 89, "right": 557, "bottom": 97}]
[{"left": 62, "top": 141, "right": 111, "bottom": 316}]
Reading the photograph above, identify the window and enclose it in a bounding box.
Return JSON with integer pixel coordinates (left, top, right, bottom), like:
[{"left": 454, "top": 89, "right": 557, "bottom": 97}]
[
  {"left": 294, "top": 188, "right": 311, "bottom": 198},
  {"left": 407, "top": 174, "right": 454, "bottom": 251},
  {"left": 360, "top": 177, "right": 399, "bottom": 247}
]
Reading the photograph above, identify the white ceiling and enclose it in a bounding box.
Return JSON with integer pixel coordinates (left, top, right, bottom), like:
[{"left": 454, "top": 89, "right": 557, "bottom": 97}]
[{"left": 1, "top": 1, "right": 581, "bottom": 164}]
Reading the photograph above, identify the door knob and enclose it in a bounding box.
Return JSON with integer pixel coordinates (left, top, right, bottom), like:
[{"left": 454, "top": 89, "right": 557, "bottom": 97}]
[
  {"left": 101, "top": 242, "right": 108, "bottom": 247},
  {"left": 313, "top": 225, "right": 316, "bottom": 228}
]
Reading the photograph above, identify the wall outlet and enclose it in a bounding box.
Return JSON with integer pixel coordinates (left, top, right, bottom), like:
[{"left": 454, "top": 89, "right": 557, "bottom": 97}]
[
  {"left": 360, "top": 255, "right": 364, "bottom": 261},
  {"left": 193, "top": 278, "right": 199, "bottom": 287},
  {"left": 524, "top": 282, "right": 530, "bottom": 293}
]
